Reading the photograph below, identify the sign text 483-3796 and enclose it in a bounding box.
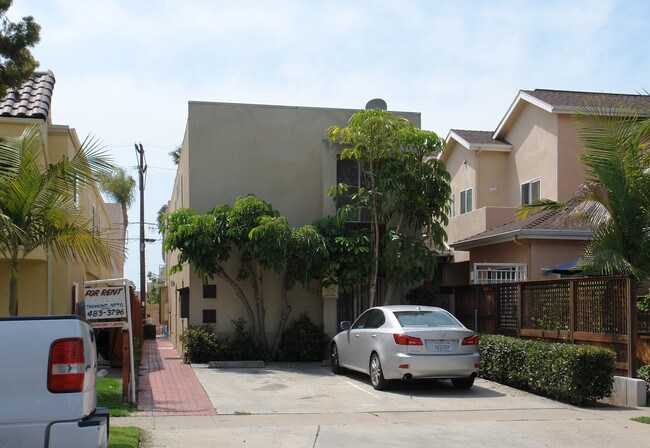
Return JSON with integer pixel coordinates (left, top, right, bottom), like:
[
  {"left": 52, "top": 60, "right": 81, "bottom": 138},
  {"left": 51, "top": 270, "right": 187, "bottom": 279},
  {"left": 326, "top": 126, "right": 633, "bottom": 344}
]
[{"left": 84, "top": 286, "right": 127, "bottom": 321}]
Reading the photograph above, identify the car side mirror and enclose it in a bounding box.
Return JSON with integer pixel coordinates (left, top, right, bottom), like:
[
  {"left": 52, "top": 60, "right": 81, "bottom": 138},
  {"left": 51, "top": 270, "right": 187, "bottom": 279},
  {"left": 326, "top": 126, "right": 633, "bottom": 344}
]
[{"left": 340, "top": 321, "right": 351, "bottom": 331}]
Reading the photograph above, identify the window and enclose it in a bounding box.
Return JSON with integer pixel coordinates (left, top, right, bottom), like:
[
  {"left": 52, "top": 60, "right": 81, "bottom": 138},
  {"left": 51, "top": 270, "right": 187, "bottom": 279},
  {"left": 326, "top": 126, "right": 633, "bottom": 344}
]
[
  {"left": 336, "top": 157, "right": 371, "bottom": 222},
  {"left": 521, "top": 178, "right": 540, "bottom": 205},
  {"left": 473, "top": 263, "right": 527, "bottom": 284},
  {"left": 203, "top": 284, "right": 216, "bottom": 299},
  {"left": 449, "top": 193, "right": 456, "bottom": 218},
  {"left": 460, "top": 188, "right": 472, "bottom": 214},
  {"left": 393, "top": 310, "right": 460, "bottom": 328},
  {"left": 365, "top": 310, "right": 386, "bottom": 329},
  {"left": 175, "top": 175, "right": 183, "bottom": 209},
  {"left": 202, "top": 309, "right": 216, "bottom": 324},
  {"left": 351, "top": 310, "right": 372, "bottom": 329}
]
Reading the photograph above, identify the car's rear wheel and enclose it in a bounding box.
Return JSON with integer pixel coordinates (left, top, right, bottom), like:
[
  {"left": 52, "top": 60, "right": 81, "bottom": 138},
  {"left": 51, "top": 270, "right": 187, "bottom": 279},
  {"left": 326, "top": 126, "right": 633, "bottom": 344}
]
[
  {"left": 369, "top": 353, "right": 389, "bottom": 390},
  {"left": 451, "top": 376, "right": 475, "bottom": 389},
  {"left": 331, "top": 343, "right": 345, "bottom": 374}
]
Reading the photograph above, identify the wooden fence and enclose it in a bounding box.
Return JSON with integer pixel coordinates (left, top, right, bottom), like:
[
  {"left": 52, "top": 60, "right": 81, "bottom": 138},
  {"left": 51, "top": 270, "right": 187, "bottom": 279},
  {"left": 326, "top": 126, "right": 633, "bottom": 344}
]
[{"left": 453, "top": 276, "right": 650, "bottom": 377}]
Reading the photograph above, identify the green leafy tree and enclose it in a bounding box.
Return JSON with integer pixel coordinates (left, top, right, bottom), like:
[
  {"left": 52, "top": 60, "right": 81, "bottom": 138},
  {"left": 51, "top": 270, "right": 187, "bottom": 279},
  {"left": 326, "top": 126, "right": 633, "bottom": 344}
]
[
  {"left": 0, "top": 126, "right": 117, "bottom": 315},
  {"left": 228, "top": 195, "right": 291, "bottom": 350},
  {"left": 312, "top": 215, "right": 372, "bottom": 293},
  {"left": 273, "top": 224, "right": 329, "bottom": 356},
  {"left": 162, "top": 205, "right": 257, "bottom": 330},
  {"left": 327, "top": 109, "right": 450, "bottom": 306},
  {"left": 146, "top": 271, "right": 163, "bottom": 304},
  {"left": 0, "top": 0, "right": 41, "bottom": 98},
  {"left": 517, "top": 100, "right": 650, "bottom": 279},
  {"left": 162, "top": 195, "right": 331, "bottom": 357}
]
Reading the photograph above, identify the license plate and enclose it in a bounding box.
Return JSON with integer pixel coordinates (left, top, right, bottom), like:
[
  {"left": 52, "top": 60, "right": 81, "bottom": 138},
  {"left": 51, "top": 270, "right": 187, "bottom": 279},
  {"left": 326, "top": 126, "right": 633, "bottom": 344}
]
[{"left": 431, "top": 341, "right": 451, "bottom": 352}]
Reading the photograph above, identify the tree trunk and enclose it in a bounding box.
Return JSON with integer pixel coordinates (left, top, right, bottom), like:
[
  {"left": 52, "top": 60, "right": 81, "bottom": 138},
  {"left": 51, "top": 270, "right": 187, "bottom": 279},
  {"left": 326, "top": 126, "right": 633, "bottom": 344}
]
[
  {"left": 121, "top": 206, "right": 129, "bottom": 253},
  {"left": 8, "top": 261, "right": 18, "bottom": 316},
  {"left": 271, "top": 270, "right": 292, "bottom": 358},
  {"left": 214, "top": 266, "right": 257, "bottom": 340},
  {"left": 244, "top": 260, "right": 268, "bottom": 352},
  {"left": 383, "top": 281, "right": 395, "bottom": 306},
  {"left": 368, "top": 214, "right": 380, "bottom": 308},
  {"left": 121, "top": 206, "right": 128, "bottom": 235}
]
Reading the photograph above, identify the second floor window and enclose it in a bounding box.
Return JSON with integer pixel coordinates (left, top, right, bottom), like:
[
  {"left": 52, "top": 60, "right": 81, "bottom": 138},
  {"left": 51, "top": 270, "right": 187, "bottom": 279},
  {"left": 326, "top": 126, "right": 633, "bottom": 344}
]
[
  {"left": 336, "top": 157, "right": 371, "bottom": 222},
  {"left": 460, "top": 188, "right": 472, "bottom": 214},
  {"left": 449, "top": 193, "right": 456, "bottom": 218},
  {"left": 521, "top": 178, "right": 541, "bottom": 205}
]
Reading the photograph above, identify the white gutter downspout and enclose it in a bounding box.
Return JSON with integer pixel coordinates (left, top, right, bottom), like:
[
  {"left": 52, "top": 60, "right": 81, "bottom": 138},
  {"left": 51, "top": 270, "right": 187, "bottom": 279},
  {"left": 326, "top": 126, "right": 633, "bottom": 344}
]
[{"left": 512, "top": 235, "right": 530, "bottom": 280}]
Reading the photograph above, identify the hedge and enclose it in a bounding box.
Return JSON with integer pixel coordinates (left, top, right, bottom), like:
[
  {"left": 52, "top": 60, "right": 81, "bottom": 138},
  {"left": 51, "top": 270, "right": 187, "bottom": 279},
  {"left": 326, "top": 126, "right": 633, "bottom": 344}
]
[{"left": 479, "top": 334, "right": 615, "bottom": 405}]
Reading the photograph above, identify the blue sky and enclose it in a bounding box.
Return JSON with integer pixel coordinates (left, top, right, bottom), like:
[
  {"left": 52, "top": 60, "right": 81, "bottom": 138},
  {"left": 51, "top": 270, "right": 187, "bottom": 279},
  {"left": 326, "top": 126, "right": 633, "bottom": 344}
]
[{"left": 12, "top": 0, "right": 650, "bottom": 288}]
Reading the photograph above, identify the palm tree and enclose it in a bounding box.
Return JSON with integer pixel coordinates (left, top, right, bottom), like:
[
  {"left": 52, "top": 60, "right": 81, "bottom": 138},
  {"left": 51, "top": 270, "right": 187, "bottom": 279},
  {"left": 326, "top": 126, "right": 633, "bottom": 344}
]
[
  {"left": 169, "top": 146, "right": 181, "bottom": 165},
  {"left": 0, "top": 125, "right": 118, "bottom": 315},
  {"left": 156, "top": 204, "right": 168, "bottom": 231},
  {"left": 97, "top": 167, "right": 136, "bottom": 239},
  {"left": 518, "top": 100, "right": 650, "bottom": 279}
]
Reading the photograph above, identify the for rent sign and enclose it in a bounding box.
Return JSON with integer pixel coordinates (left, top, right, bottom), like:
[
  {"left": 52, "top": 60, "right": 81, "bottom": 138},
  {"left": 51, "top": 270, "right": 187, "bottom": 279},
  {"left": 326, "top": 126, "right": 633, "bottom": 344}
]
[{"left": 84, "top": 286, "right": 127, "bottom": 320}]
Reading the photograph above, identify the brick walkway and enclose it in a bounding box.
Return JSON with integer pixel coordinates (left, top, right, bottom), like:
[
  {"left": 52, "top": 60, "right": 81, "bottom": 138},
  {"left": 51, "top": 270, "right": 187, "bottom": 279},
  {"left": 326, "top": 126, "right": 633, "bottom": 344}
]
[{"left": 136, "top": 339, "right": 216, "bottom": 416}]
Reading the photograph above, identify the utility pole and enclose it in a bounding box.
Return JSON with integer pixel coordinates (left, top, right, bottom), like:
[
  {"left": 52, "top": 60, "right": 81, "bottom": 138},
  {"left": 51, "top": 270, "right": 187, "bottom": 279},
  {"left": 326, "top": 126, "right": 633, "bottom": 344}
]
[{"left": 135, "top": 143, "right": 147, "bottom": 315}]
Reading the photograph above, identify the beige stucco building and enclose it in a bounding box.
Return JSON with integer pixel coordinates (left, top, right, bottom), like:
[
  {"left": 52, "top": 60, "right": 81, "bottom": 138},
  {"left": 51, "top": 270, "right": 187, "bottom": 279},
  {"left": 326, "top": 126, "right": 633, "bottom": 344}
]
[
  {"left": 163, "top": 100, "right": 421, "bottom": 346},
  {"left": 0, "top": 71, "right": 123, "bottom": 316},
  {"left": 441, "top": 89, "right": 648, "bottom": 285}
]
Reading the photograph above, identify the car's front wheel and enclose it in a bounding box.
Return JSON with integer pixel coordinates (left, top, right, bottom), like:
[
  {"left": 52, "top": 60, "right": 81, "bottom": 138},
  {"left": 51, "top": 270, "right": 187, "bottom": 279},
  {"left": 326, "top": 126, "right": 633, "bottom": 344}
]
[
  {"left": 451, "top": 376, "right": 475, "bottom": 389},
  {"left": 331, "top": 343, "right": 345, "bottom": 374},
  {"left": 369, "top": 353, "right": 389, "bottom": 390}
]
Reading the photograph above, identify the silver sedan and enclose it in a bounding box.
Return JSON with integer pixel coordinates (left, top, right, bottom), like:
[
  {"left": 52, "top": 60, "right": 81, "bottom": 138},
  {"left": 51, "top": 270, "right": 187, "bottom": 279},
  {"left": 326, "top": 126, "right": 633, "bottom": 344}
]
[{"left": 330, "top": 305, "right": 480, "bottom": 390}]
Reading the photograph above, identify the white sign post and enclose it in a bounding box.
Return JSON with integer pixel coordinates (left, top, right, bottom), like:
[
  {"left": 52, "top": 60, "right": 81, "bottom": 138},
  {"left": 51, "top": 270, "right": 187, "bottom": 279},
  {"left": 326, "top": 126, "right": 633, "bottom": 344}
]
[{"left": 84, "top": 278, "right": 136, "bottom": 404}]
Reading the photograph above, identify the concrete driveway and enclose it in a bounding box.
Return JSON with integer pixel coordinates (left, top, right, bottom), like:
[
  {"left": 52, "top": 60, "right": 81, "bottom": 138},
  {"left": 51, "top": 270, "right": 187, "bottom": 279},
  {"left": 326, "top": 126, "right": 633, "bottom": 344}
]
[
  {"left": 122, "top": 362, "right": 650, "bottom": 447},
  {"left": 194, "top": 362, "right": 558, "bottom": 415}
]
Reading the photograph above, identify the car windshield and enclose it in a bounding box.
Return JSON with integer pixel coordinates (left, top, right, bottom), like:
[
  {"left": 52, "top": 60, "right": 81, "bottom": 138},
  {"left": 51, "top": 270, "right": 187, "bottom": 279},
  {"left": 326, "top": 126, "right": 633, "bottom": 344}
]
[{"left": 393, "top": 311, "right": 460, "bottom": 328}]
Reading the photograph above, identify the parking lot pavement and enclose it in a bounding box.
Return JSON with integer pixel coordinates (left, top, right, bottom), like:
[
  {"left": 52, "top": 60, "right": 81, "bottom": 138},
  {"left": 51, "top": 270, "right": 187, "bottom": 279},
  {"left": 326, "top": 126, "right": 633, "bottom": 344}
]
[
  {"left": 115, "top": 362, "right": 650, "bottom": 447},
  {"left": 192, "top": 362, "right": 562, "bottom": 415}
]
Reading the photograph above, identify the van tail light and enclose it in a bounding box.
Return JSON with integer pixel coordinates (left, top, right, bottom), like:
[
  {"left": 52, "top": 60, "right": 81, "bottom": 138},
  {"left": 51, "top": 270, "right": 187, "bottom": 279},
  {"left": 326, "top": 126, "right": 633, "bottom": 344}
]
[
  {"left": 393, "top": 334, "right": 423, "bottom": 346},
  {"left": 462, "top": 335, "right": 479, "bottom": 345},
  {"left": 48, "top": 338, "right": 85, "bottom": 393}
]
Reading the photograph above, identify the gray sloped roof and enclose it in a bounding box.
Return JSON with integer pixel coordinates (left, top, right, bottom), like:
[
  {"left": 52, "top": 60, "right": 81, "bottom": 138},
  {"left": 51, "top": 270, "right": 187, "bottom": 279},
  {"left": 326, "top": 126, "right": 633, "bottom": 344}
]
[
  {"left": 450, "top": 129, "right": 511, "bottom": 147},
  {"left": 451, "top": 200, "right": 593, "bottom": 250},
  {"left": 0, "top": 70, "right": 55, "bottom": 120},
  {"left": 523, "top": 89, "right": 649, "bottom": 110}
]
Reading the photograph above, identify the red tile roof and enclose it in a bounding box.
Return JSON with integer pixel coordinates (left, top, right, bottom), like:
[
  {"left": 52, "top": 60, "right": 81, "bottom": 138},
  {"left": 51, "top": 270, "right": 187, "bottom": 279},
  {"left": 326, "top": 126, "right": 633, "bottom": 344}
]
[{"left": 0, "top": 70, "right": 55, "bottom": 120}]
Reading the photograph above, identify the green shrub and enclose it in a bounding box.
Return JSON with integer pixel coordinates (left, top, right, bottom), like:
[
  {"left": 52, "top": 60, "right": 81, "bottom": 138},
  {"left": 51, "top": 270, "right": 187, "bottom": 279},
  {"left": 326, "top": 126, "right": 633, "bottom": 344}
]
[
  {"left": 219, "top": 318, "right": 266, "bottom": 361},
  {"left": 637, "top": 364, "right": 650, "bottom": 397},
  {"left": 179, "top": 325, "right": 219, "bottom": 363},
  {"left": 637, "top": 364, "right": 650, "bottom": 382},
  {"left": 179, "top": 319, "right": 266, "bottom": 363},
  {"left": 479, "top": 334, "right": 615, "bottom": 405},
  {"left": 276, "top": 313, "right": 329, "bottom": 361}
]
